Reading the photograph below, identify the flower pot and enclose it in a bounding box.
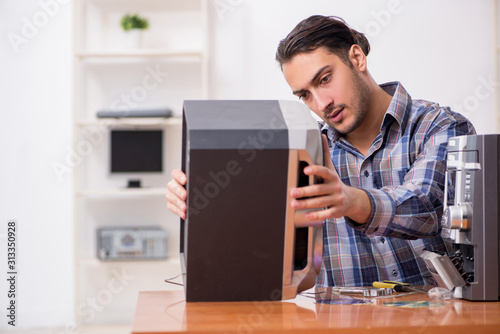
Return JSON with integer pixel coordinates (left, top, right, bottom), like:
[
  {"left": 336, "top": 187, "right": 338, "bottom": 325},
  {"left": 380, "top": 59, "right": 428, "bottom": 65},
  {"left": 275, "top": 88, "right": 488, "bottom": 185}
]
[{"left": 123, "top": 29, "right": 143, "bottom": 49}]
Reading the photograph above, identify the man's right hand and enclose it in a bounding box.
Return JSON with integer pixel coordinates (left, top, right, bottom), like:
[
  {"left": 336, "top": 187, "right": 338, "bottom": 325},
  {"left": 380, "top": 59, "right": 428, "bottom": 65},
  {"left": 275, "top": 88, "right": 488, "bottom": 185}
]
[{"left": 166, "top": 169, "right": 187, "bottom": 219}]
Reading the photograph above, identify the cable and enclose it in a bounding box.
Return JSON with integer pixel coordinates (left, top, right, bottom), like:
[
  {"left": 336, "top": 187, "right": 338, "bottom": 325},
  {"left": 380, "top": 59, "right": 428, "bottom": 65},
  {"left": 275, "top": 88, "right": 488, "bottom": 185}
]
[{"left": 164, "top": 273, "right": 184, "bottom": 287}]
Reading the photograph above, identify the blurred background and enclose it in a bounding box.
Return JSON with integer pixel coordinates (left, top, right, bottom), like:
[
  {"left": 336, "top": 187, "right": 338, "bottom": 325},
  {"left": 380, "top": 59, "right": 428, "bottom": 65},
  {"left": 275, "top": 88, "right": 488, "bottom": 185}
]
[{"left": 0, "top": 0, "right": 497, "bottom": 332}]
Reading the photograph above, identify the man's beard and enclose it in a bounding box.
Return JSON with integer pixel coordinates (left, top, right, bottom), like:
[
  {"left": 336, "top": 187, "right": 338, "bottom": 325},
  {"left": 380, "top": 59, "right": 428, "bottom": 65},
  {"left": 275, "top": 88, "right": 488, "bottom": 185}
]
[{"left": 325, "top": 71, "right": 371, "bottom": 135}]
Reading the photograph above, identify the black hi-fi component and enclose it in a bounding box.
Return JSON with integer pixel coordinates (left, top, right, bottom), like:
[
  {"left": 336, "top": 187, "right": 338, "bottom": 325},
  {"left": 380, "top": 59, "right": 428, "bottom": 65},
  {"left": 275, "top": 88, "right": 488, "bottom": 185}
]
[{"left": 179, "top": 100, "right": 324, "bottom": 302}]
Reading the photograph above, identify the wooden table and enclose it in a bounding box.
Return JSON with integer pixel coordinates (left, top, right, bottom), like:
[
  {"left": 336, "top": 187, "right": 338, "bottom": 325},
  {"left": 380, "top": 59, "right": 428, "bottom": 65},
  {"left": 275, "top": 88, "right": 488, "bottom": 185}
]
[{"left": 131, "top": 289, "right": 500, "bottom": 333}]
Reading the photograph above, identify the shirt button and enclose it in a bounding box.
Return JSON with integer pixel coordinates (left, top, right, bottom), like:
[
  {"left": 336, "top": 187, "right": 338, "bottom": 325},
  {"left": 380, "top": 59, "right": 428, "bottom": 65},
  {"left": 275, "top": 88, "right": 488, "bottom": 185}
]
[
  {"left": 380, "top": 237, "right": 385, "bottom": 243},
  {"left": 392, "top": 270, "right": 398, "bottom": 277},
  {"left": 364, "top": 170, "right": 370, "bottom": 177}
]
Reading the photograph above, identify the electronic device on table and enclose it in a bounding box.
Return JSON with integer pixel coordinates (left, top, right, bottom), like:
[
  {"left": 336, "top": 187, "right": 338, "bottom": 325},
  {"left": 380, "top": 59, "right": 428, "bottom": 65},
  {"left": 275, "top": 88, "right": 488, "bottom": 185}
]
[
  {"left": 180, "top": 100, "right": 324, "bottom": 302},
  {"left": 421, "top": 134, "right": 500, "bottom": 301}
]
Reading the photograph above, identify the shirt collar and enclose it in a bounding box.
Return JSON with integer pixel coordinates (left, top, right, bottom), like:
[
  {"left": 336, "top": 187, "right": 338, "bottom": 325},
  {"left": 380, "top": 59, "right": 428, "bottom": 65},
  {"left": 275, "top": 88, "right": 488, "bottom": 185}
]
[
  {"left": 320, "top": 81, "right": 412, "bottom": 142},
  {"left": 380, "top": 81, "right": 412, "bottom": 133}
]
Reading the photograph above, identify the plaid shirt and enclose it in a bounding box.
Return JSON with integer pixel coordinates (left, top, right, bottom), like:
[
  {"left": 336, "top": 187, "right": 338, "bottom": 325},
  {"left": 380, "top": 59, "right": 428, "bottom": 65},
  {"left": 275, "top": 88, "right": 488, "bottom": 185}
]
[{"left": 317, "top": 82, "right": 476, "bottom": 287}]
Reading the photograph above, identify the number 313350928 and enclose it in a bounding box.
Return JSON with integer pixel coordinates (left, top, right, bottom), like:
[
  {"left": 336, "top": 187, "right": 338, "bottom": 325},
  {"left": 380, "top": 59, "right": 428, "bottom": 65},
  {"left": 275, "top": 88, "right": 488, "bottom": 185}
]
[{"left": 7, "top": 221, "right": 16, "bottom": 265}]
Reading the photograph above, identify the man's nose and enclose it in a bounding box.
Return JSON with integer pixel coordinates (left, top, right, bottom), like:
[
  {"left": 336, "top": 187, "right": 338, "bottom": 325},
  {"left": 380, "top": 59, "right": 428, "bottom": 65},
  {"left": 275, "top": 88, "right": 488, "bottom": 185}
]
[{"left": 314, "top": 90, "right": 334, "bottom": 113}]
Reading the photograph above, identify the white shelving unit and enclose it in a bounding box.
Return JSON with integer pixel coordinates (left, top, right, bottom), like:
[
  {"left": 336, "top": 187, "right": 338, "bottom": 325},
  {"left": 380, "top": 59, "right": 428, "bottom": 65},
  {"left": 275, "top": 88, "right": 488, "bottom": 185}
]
[{"left": 72, "top": 0, "right": 208, "bottom": 329}]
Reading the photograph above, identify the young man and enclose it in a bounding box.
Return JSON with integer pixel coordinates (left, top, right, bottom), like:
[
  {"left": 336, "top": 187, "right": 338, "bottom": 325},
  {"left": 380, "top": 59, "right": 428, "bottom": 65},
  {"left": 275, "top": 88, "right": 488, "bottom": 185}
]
[{"left": 167, "top": 15, "right": 475, "bottom": 287}]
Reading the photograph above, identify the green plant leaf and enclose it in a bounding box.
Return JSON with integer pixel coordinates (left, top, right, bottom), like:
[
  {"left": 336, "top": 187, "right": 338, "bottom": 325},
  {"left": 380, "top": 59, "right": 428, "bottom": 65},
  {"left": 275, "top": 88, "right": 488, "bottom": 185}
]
[{"left": 121, "top": 13, "right": 149, "bottom": 31}]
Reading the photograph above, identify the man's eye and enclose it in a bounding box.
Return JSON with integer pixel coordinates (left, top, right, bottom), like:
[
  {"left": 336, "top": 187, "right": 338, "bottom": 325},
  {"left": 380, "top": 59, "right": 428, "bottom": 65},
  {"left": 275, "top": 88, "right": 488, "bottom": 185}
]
[
  {"left": 299, "top": 92, "right": 309, "bottom": 100},
  {"left": 320, "top": 74, "right": 331, "bottom": 84}
]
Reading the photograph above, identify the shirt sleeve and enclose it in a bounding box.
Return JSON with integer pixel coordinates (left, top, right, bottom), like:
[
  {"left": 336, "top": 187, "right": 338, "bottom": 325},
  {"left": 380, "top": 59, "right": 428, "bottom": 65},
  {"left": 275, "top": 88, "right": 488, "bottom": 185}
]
[{"left": 345, "top": 109, "right": 476, "bottom": 239}]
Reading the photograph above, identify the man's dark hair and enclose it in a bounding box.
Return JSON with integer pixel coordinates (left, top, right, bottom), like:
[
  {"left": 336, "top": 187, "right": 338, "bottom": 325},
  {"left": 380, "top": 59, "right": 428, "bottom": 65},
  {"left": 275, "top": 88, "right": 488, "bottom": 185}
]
[{"left": 275, "top": 15, "right": 370, "bottom": 68}]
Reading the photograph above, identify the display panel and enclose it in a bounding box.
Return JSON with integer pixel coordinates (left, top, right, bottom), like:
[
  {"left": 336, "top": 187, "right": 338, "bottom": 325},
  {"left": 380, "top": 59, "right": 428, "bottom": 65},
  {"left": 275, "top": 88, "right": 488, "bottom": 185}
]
[{"left": 110, "top": 130, "right": 163, "bottom": 173}]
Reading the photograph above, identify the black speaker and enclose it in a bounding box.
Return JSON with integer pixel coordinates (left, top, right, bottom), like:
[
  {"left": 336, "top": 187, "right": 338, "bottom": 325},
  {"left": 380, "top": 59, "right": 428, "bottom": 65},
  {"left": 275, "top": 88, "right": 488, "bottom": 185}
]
[{"left": 180, "top": 100, "right": 323, "bottom": 302}]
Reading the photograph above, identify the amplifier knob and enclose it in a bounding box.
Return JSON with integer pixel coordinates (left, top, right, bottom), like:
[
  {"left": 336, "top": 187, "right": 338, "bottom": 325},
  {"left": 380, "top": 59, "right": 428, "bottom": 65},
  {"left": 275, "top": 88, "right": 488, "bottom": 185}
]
[{"left": 443, "top": 204, "right": 471, "bottom": 230}]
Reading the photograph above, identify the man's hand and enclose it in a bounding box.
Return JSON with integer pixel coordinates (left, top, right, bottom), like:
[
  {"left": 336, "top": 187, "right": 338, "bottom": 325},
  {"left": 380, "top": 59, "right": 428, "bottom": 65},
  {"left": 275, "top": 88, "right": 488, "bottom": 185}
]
[
  {"left": 166, "top": 169, "right": 188, "bottom": 219},
  {"left": 289, "top": 135, "right": 372, "bottom": 224}
]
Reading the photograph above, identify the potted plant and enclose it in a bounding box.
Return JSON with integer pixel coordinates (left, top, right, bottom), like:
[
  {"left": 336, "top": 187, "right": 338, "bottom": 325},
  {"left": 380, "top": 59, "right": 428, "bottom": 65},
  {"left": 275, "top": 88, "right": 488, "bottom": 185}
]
[{"left": 120, "top": 13, "right": 149, "bottom": 48}]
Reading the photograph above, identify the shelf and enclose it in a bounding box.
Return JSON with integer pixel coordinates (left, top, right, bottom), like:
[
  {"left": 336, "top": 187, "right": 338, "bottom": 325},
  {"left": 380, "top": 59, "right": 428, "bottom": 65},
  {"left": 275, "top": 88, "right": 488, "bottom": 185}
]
[
  {"left": 76, "top": 49, "right": 205, "bottom": 60},
  {"left": 77, "top": 187, "right": 168, "bottom": 197},
  {"left": 73, "top": 0, "right": 206, "bottom": 327},
  {"left": 79, "top": 0, "right": 202, "bottom": 11},
  {"left": 79, "top": 256, "right": 180, "bottom": 266},
  {"left": 76, "top": 117, "right": 182, "bottom": 128},
  {"left": 76, "top": 0, "right": 205, "bottom": 55}
]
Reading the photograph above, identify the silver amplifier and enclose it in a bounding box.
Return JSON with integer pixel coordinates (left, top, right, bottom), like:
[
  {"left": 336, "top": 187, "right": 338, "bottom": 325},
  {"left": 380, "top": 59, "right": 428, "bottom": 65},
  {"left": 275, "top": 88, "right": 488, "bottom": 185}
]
[
  {"left": 421, "top": 135, "right": 500, "bottom": 301},
  {"left": 97, "top": 226, "right": 168, "bottom": 261}
]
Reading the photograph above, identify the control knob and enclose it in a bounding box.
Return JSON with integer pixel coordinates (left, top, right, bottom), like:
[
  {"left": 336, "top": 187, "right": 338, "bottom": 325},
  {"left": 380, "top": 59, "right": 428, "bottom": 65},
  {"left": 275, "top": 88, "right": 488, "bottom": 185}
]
[{"left": 443, "top": 203, "right": 471, "bottom": 230}]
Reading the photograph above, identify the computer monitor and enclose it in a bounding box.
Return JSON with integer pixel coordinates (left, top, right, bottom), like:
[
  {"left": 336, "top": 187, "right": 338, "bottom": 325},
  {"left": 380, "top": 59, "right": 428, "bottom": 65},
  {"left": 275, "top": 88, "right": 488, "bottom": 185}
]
[{"left": 110, "top": 129, "right": 163, "bottom": 173}]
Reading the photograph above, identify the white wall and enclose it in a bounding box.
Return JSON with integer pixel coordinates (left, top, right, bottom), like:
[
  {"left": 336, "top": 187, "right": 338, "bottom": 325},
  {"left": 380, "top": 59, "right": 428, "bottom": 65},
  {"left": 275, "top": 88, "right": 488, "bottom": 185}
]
[
  {"left": 209, "top": 0, "right": 497, "bottom": 134},
  {"left": 0, "top": 0, "right": 497, "bottom": 331},
  {"left": 0, "top": 0, "right": 73, "bottom": 330}
]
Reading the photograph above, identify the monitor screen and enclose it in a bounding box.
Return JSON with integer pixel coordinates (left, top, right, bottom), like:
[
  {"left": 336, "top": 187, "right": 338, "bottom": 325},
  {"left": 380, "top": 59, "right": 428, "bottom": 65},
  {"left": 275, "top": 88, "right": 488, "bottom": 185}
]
[{"left": 110, "top": 129, "right": 163, "bottom": 173}]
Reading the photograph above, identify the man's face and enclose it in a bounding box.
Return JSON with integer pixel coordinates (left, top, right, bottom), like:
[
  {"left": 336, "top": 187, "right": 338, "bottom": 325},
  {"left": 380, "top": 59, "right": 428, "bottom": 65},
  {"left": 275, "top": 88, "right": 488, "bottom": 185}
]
[{"left": 282, "top": 47, "right": 370, "bottom": 135}]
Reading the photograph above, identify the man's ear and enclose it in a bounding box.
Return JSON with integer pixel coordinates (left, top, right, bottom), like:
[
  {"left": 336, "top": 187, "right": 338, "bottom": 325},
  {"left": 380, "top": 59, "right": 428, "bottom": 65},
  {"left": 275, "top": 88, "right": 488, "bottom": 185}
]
[{"left": 349, "top": 44, "right": 367, "bottom": 72}]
